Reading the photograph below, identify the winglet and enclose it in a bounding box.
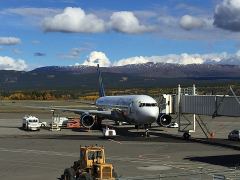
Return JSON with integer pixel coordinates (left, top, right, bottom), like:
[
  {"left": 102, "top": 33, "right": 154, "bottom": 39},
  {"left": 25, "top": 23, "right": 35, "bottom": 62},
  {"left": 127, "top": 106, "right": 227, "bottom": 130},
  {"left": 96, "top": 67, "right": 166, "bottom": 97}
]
[{"left": 97, "top": 64, "right": 105, "bottom": 97}]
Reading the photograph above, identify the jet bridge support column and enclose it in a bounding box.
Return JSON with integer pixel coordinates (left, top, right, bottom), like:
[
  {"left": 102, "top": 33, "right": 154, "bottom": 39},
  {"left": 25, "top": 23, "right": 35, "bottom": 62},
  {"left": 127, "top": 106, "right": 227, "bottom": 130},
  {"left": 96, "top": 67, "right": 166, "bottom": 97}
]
[
  {"left": 177, "top": 84, "right": 197, "bottom": 139},
  {"left": 176, "top": 84, "right": 215, "bottom": 139},
  {"left": 177, "top": 84, "right": 181, "bottom": 133},
  {"left": 189, "top": 84, "right": 196, "bottom": 133}
]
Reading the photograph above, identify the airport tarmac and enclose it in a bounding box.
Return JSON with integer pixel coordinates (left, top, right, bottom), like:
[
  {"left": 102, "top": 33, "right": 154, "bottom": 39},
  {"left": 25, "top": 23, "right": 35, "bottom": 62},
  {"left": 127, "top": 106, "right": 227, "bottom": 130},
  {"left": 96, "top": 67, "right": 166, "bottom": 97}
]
[{"left": 0, "top": 101, "right": 240, "bottom": 179}]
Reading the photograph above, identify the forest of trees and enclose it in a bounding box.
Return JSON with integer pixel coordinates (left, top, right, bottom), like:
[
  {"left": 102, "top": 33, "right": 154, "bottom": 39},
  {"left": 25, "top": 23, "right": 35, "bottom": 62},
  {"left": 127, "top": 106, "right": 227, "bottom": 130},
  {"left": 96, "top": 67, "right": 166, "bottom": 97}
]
[{"left": 0, "top": 84, "right": 239, "bottom": 101}]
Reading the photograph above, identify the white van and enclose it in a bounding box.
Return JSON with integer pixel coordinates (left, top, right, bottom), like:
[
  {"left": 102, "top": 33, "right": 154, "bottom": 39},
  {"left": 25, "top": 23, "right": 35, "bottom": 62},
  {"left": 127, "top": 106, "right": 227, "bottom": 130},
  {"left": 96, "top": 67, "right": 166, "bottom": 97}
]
[{"left": 22, "top": 115, "right": 41, "bottom": 131}]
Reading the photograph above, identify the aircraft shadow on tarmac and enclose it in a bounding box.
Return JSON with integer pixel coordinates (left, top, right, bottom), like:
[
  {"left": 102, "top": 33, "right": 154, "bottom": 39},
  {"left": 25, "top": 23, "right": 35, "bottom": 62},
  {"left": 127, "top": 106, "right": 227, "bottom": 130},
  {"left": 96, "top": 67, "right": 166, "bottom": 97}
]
[
  {"left": 148, "top": 126, "right": 165, "bottom": 132},
  {"left": 185, "top": 154, "right": 240, "bottom": 168},
  {"left": 23, "top": 126, "right": 189, "bottom": 143},
  {"left": 10, "top": 125, "right": 240, "bottom": 150},
  {"left": 25, "top": 134, "right": 187, "bottom": 143}
]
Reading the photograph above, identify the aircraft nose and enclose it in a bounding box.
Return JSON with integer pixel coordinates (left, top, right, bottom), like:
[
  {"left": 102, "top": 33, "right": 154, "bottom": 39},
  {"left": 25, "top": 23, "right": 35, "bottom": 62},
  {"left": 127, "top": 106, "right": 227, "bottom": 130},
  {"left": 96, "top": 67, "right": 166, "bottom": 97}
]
[
  {"left": 144, "top": 108, "right": 159, "bottom": 123},
  {"left": 149, "top": 108, "right": 159, "bottom": 120}
]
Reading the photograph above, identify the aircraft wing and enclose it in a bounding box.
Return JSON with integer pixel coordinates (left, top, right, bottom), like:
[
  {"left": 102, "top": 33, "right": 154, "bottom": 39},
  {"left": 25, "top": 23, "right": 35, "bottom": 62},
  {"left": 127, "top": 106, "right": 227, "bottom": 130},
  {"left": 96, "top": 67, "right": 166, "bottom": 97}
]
[
  {"left": 21, "top": 105, "right": 112, "bottom": 118},
  {"left": 52, "top": 107, "right": 111, "bottom": 116}
]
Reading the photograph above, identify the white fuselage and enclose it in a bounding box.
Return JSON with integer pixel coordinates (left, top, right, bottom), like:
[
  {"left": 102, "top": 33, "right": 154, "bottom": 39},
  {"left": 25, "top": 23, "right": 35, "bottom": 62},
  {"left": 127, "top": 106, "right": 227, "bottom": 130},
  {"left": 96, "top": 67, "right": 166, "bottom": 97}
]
[{"left": 96, "top": 95, "right": 159, "bottom": 125}]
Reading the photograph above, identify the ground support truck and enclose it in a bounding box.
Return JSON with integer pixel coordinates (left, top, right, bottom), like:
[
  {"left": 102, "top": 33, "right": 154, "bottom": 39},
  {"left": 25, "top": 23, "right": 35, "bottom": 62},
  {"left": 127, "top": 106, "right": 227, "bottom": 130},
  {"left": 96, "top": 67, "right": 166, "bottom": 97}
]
[{"left": 61, "top": 145, "right": 117, "bottom": 180}]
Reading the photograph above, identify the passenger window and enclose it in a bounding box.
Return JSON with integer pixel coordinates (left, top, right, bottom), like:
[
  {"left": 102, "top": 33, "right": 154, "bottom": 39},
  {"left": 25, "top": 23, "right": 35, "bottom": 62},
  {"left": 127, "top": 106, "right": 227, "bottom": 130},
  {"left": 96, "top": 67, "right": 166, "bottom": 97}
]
[{"left": 129, "top": 102, "right": 133, "bottom": 113}]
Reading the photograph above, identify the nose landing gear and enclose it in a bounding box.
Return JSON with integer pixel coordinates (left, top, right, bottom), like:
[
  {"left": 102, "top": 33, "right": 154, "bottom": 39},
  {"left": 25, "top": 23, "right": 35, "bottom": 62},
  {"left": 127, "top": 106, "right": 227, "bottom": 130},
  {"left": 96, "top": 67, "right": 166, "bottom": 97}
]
[
  {"left": 134, "top": 124, "right": 151, "bottom": 137},
  {"left": 144, "top": 124, "right": 150, "bottom": 137}
]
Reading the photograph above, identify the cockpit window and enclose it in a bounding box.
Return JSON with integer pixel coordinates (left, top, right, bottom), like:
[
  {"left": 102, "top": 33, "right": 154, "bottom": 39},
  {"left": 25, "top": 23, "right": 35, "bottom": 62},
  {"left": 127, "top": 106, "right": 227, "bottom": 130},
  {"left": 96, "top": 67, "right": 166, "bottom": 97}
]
[{"left": 139, "top": 103, "right": 158, "bottom": 107}]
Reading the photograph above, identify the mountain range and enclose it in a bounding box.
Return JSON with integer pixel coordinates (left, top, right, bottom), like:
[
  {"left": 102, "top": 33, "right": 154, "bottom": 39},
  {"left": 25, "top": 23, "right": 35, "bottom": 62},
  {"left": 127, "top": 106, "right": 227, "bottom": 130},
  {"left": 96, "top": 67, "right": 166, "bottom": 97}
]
[
  {"left": 1, "top": 63, "right": 240, "bottom": 91},
  {"left": 33, "top": 62, "right": 240, "bottom": 78}
]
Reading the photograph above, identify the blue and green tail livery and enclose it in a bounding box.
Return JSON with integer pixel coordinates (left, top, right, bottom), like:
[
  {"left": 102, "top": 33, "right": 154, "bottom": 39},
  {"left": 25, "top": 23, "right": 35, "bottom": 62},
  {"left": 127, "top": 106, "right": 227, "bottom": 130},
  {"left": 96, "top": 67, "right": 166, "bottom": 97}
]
[{"left": 97, "top": 64, "right": 105, "bottom": 97}]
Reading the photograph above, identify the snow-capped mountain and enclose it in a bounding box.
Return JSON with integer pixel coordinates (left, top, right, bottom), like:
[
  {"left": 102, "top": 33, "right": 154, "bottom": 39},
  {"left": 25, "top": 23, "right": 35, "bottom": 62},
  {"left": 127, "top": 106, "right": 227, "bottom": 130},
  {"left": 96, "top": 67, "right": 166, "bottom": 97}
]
[
  {"left": 32, "top": 62, "right": 240, "bottom": 78},
  {"left": 0, "top": 62, "right": 240, "bottom": 91}
]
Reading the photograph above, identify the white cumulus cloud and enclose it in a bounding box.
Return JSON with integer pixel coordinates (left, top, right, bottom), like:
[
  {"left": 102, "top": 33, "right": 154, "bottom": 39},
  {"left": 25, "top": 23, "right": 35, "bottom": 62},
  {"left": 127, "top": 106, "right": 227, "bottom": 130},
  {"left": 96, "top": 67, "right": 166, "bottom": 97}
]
[
  {"left": 78, "top": 51, "right": 240, "bottom": 67},
  {"left": 82, "top": 51, "right": 111, "bottom": 67},
  {"left": 2, "top": 8, "right": 60, "bottom": 17},
  {"left": 110, "top": 11, "right": 154, "bottom": 34},
  {"left": 179, "top": 15, "right": 205, "bottom": 30},
  {"left": 0, "top": 56, "right": 27, "bottom": 70},
  {"left": 0, "top": 37, "right": 21, "bottom": 45},
  {"left": 114, "top": 54, "right": 205, "bottom": 66},
  {"left": 114, "top": 56, "right": 150, "bottom": 66},
  {"left": 42, "top": 7, "right": 106, "bottom": 33},
  {"left": 214, "top": 0, "right": 240, "bottom": 31},
  {"left": 113, "top": 52, "right": 237, "bottom": 66}
]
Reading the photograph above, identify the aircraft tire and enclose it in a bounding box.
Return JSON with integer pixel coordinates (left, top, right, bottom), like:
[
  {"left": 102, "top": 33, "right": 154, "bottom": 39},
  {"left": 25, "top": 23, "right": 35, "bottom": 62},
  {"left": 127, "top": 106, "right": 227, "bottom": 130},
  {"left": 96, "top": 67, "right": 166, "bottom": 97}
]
[
  {"left": 80, "top": 173, "right": 92, "bottom": 180},
  {"left": 183, "top": 132, "right": 191, "bottom": 140},
  {"left": 113, "top": 170, "right": 118, "bottom": 178},
  {"left": 63, "top": 168, "right": 76, "bottom": 180}
]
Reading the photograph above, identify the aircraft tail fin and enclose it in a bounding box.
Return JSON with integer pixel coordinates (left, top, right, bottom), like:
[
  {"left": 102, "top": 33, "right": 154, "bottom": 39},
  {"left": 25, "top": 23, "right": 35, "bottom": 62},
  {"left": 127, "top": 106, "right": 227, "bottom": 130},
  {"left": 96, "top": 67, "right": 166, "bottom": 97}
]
[{"left": 97, "top": 64, "right": 105, "bottom": 97}]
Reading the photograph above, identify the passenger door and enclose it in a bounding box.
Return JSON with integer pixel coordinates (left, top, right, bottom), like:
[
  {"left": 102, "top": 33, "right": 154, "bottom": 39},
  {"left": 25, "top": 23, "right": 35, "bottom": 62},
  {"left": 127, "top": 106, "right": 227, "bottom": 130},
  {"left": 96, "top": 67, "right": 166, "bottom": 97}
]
[{"left": 128, "top": 102, "right": 135, "bottom": 114}]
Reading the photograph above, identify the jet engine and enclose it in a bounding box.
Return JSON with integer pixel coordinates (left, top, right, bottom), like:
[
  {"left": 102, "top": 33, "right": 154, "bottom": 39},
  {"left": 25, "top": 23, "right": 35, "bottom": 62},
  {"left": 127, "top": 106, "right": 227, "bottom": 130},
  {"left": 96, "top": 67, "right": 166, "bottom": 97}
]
[
  {"left": 157, "top": 114, "right": 172, "bottom": 127},
  {"left": 81, "top": 114, "right": 95, "bottom": 128}
]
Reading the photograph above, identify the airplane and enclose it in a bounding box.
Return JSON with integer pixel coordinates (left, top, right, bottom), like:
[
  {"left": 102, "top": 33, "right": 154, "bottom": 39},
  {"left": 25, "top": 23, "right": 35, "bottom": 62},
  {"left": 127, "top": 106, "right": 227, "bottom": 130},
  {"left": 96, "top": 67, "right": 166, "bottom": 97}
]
[{"left": 51, "top": 64, "right": 172, "bottom": 130}]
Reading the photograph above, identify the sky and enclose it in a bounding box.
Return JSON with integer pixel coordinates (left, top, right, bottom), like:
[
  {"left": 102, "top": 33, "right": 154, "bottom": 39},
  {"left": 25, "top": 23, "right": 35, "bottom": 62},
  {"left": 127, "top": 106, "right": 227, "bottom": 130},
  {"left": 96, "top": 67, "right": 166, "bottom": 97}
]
[{"left": 1, "top": 0, "right": 240, "bottom": 70}]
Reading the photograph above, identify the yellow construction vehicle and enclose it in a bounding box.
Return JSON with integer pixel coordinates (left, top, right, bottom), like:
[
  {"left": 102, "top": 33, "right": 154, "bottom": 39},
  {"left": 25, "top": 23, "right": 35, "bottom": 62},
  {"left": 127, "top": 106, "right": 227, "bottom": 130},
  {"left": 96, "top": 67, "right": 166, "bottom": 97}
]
[{"left": 61, "top": 145, "right": 117, "bottom": 180}]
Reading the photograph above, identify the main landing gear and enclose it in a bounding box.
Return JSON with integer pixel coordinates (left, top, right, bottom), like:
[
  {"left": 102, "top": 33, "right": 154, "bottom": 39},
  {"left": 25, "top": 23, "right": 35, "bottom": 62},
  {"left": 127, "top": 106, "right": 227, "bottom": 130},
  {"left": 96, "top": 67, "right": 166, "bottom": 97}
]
[
  {"left": 144, "top": 124, "right": 150, "bottom": 137},
  {"left": 183, "top": 132, "right": 191, "bottom": 140},
  {"left": 145, "top": 129, "right": 150, "bottom": 137}
]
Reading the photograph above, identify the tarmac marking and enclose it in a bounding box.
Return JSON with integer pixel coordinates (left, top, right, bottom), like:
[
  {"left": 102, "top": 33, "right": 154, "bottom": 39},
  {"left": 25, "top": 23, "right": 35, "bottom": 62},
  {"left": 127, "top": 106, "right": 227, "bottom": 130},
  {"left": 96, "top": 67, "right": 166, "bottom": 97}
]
[
  {"left": 0, "top": 158, "right": 60, "bottom": 170},
  {"left": 137, "top": 165, "right": 172, "bottom": 171},
  {"left": 137, "top": 153, "right": 170, "bottom": 159},
  {"left": 108, "top": 154, "right": 171, "bottom": 165},
  {"left": 0, "top": 147, "right": 78, "bottom": 157},
  {"left": 161, "top": 161, "right": 240, "bottom": 180},
  {"left": 108, "top": 139, "right": 122, "bottom": 144},
  {"left": 109, "top": 154, "right": 170, "bottom": 160},
  {"left": 113, "top": 142, "right": 172, "bottom": 145}
]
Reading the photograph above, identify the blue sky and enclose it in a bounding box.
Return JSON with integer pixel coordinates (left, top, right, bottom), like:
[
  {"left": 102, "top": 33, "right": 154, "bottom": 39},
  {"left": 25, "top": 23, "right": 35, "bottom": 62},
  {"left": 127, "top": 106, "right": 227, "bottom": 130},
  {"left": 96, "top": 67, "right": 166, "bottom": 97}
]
[{"left": 1, "top": 0, "right": 240, "bottom": 70}]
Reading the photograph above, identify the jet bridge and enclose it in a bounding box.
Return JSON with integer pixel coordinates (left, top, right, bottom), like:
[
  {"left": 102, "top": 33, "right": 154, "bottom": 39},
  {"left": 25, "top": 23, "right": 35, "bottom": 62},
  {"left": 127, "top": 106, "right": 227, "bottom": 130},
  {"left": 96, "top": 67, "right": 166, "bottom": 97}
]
[
  {"left": 163, "top": 85, "right": 240, "bottom": 139},
  {"left": 179, "top": 95, "right": 240, "bottom": 117}
]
